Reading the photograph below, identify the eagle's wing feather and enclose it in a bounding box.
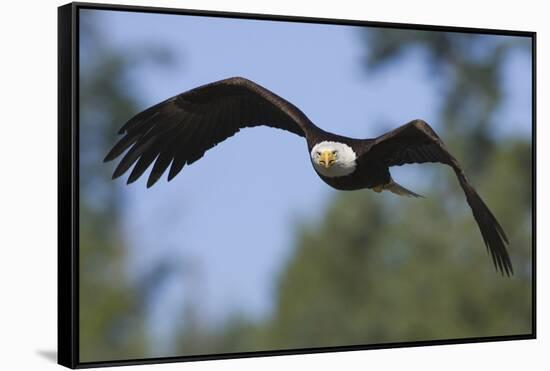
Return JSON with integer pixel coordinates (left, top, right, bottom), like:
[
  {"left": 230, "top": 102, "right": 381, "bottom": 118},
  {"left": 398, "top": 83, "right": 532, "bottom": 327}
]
[
  {"left": 365, "top": 119, "right": 512, "bottom": 276},
  {"left": 104, "top": 77, "right": 314, "bottom": 187}
]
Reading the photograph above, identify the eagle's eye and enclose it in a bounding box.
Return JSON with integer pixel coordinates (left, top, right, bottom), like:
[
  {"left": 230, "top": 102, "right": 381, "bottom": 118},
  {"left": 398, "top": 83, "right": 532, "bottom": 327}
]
[
  {"left": 316, "top": 151, "right": 321, "bottom": 156},
  {"left": 332, "top": 150, "right": 338, "bottom": 155}
]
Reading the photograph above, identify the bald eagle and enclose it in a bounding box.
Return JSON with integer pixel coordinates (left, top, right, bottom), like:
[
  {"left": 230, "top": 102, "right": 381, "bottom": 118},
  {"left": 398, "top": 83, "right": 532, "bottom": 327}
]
[{"left": 104, "top": 77, "right": 512, "bottom": 276}]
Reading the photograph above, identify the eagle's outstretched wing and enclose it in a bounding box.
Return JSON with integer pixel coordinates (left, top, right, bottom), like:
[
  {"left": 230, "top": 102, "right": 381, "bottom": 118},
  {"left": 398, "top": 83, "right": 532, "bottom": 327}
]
[
  {"left": 104, "top": 77, "right": 315, "bottom": 187},
  {"left": 365, "top": 119, "right": 512, "bottom": 276}
]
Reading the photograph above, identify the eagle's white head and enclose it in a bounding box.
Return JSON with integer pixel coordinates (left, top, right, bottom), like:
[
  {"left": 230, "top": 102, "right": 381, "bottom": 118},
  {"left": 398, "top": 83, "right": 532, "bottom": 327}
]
[{"left": 310, "top": 141, "right": 357, "bottom": 178}]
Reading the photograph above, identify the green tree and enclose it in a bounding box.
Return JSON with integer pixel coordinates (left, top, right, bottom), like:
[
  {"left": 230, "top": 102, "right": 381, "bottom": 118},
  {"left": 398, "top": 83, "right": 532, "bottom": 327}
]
[
  {"left": 78, "top": 13, "right": 174, "bottom": 361},
  {"left": 257, "top": 29, "right": 532, "bottom": 349}
]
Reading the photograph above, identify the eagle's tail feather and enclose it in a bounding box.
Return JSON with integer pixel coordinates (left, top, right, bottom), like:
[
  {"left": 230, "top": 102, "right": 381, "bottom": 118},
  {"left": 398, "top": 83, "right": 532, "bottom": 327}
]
[{"left": 384, "top": 180, "right": 423, "bottom": 198}]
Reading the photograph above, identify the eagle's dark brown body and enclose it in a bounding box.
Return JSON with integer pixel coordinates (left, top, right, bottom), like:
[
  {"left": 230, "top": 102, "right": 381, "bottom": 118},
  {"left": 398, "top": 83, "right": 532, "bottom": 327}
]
[
  {"left": 318, "top": 158, "right": 390, "bottom": 191},
  {"left": 104, "top": 76, "right": 513, "bottom": 276}
]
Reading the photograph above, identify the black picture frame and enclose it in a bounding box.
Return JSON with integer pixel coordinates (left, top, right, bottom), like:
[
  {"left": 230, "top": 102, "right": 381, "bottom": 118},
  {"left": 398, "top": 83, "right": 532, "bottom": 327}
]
[{"left": 58, "top": 2, "right": 537, "bottom": 368}]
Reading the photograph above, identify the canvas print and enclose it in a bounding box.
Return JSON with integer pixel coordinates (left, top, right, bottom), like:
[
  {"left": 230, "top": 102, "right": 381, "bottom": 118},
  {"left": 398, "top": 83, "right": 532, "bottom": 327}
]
[{"left": 74, "top": 5, "right": 533, "bottom": 365}]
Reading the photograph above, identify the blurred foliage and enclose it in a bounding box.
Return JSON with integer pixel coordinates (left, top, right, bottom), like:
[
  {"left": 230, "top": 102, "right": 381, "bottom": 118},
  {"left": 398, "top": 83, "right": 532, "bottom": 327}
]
[
  {"left": 259, "top": 30, "right": 532, "bottom": 349},
  {"left": 78, "top": 17, "right": 532, "bottom": 360},
  {"left": 174, "top": 29, "right": 532, "bottom": 355},
  {"left": 78, "top": 14, "right": 175, "bottom": 362},
  {"left": 262, "top": 142, "right": 531, "bottom": 348},
  {"left": 363, "top": 30, "right": 531, "bottom": 175}
]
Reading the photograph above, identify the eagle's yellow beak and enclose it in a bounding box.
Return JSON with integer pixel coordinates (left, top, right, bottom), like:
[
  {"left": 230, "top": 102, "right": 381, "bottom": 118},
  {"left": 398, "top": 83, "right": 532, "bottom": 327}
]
[{"left": 320, "top": 151, "right": 336, "bottom": 168}]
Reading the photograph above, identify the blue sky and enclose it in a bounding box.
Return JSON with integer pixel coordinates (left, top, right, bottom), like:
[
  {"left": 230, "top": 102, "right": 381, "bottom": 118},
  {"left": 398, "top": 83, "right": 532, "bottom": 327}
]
[{"left": 81, "top": 9, "right": 531, "bottom": 354}]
